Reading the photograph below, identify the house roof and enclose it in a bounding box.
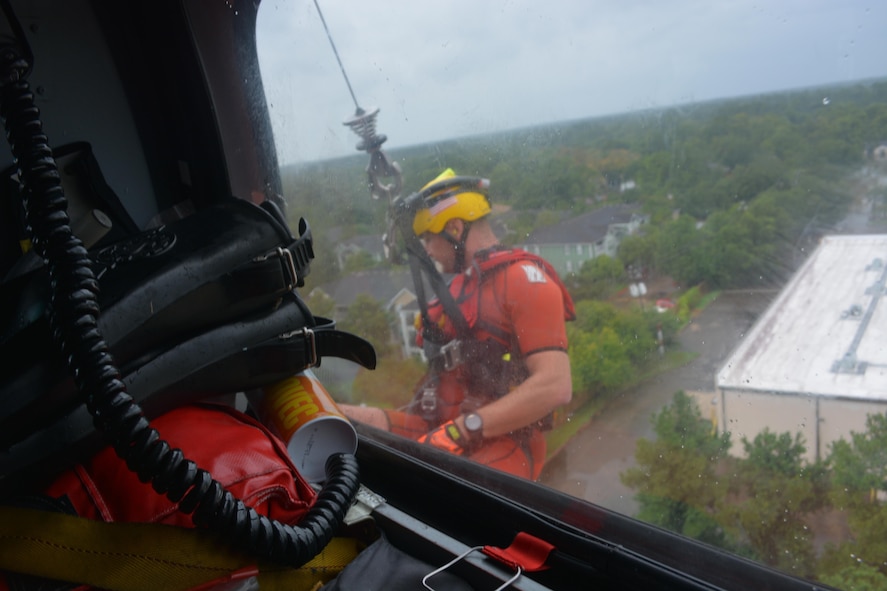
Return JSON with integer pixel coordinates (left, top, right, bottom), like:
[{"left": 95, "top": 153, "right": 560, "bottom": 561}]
[
  {"left": 717, "top": 234, "right": 887, "bottom": 402},
  {"left": 334, "top": 234, "right": 386, "bottom": 258},
  {"left": 314, "top": 269, "right": 417, "bottom": 310},
  {"left": 523, "top": 204, "right": 640, "bottom": 245}
]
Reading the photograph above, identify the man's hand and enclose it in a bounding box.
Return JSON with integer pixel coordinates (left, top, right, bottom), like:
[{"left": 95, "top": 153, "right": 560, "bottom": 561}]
[
  {"left": 418, "top": 420, "right": 469, "bottom": 455},
  {"left": 338, "top": 404, "right": 390, "bottom": 430}
]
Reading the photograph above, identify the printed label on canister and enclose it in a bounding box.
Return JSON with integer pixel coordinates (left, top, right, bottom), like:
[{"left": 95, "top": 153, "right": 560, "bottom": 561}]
[{"left": 251, "top": 371, "right": 357, "bottom": 483}]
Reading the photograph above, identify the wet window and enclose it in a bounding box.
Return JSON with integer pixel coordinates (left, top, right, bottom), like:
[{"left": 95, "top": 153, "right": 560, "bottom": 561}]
[{"left": 257, "top": 2, "right": 887, "bottom": 587}]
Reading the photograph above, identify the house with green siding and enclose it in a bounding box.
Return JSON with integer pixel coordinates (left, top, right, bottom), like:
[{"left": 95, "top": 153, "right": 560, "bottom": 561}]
[{"left": 518, "top": 205, "right": 646, "bottom": 276}]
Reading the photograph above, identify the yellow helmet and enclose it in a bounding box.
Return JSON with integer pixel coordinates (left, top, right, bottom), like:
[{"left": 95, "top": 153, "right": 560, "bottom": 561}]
[{"left": 411, "top": 168, "right": 491, "bottom": 236}]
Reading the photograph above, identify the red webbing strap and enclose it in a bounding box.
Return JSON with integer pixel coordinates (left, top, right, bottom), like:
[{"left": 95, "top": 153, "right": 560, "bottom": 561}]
[{"left": 481, "top": 532, "right": 554, "bottom": 573}]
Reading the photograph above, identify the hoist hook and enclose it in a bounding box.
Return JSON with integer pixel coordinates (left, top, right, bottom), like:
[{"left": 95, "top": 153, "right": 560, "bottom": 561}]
[{"left": 344, "top": 107, "right": 403, "bottom": 201}]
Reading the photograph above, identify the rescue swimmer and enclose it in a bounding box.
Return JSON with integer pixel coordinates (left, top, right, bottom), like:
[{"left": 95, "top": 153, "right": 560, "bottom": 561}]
[{"left": 342, "top": 169, "right": 576, "bottom": 480}]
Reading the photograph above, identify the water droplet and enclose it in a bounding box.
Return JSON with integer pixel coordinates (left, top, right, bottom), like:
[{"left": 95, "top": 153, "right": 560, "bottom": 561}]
[{"left": 822, "top": 97, "right": 830, "bottom": 105}]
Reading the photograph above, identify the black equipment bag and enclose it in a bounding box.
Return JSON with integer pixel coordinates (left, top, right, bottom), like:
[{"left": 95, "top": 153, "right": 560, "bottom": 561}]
[{"left": 0, "top": 198, "right": 374, "bottom": 485}]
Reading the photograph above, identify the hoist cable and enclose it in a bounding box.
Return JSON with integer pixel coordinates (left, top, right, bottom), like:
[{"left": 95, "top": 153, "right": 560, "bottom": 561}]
[{"left": 312, "top": 0, "right": 361, "bottom": 112}]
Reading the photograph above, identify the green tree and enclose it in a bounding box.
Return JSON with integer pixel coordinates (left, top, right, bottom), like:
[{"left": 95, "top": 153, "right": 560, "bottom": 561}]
[
  {"left": 352, "top": 355, "right": 427, "bottom": 408},
  {"left": 630, "top": 150, "right": 672, "bottom": 190},
  {"left": 570, "top": 255, "right": 624, "bottom": 300},
  {"left": 819, "top": 413, "right": 887, "bottom": 581},
  {"left": 304, "top": 289, "right": 335, "bottom": 319},
  {"left": 342, "top": 250, "right": 380, "bottom": 273},
  {"left": 617, "top": 233, "right": 657, "bottom": 275},
  {"left": 654, "top": 215, "right": 707, "bottom": 286},
  {"left": 820, "top": 564, "right": 887, "bottom": 591},
  {"left": 570, "top": 300, "right": 663, "bottom": 369},
  {"left": 566, "top": 325, "right": 632, "bottom": 405},
  {"left": 621, "top": 392, "right": 733, "bottom": 547},
  {"left": 339, "top": 293, "right": 395, "bottom": 359},
  {"left": 572, "top": 300, "right": 620, "bottom": 334},
  {"left": 727, "top": 430, "right": 827, "bottom": 577}
]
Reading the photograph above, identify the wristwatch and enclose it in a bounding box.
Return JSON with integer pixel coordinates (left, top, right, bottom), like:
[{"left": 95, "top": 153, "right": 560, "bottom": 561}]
[{"left": 463, "top": 412, "right": 484, "bottom": 439}]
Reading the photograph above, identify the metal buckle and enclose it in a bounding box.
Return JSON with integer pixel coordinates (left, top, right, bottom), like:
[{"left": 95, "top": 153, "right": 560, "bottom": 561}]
[
  {"left": 280, "top": 326, "right": 317, "bottom": 368},
  {"left": 277, "top": 247, "right": 299, "bottom": 291},
  {"left": 422, "top": 546, "right": 522, "bottom": 591},
  {"left": 440, "top": 340, "right": 463, "bottom": 371},
  {"left": 420, "top": 387, "right": 437, "bottom": 412},
  {"left": 256, "top": 246, "right": 299, "bottom": 291}
]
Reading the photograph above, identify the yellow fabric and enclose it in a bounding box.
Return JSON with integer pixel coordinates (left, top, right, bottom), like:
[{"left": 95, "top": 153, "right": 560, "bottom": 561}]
[
  {"left": 421, "top": 167, "right": 456, "bottom": 191},
  {"left": 0, "top": 506, "right": 360, "bottom": 591}
]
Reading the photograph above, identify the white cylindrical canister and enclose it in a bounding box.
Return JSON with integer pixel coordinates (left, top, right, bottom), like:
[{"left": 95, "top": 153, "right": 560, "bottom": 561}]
[{"left": 249, "top": 369, "right": 357, "bottom": 484}]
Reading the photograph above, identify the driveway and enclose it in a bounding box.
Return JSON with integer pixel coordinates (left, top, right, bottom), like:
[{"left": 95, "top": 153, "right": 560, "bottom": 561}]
[{"left": 539, "top": 290, "right": 776, "bottom": 516}]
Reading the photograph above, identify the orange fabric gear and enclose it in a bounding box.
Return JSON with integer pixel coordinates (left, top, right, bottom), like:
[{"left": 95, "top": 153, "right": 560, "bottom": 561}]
[{"left": 395, "top": 248, "right": 573, "bottom": 480}]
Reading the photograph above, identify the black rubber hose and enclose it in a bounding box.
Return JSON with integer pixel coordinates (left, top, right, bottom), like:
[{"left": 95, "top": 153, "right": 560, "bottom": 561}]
[{"left": 0, "top": 52, "right": 358, "bottom": 567}]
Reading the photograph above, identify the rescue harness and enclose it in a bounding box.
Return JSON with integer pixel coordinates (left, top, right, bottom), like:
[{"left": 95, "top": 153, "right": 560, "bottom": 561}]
[{"left": 411, "top": 246, "right": 576, "bottom": 427}]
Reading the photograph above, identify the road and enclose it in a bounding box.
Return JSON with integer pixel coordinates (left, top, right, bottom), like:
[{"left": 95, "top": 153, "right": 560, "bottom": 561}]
[{"left": 538, "top": 290, "right": 776, "bottom": 515}]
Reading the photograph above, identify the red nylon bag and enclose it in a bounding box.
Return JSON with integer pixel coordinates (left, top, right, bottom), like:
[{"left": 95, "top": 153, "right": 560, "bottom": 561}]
[{"left": 44, "top": 402, "right": 317, "bottom": 526}]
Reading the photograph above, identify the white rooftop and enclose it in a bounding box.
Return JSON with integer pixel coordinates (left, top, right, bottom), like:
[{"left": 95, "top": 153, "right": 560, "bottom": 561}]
[{"left": 717, "top": 235, "right": 887, "bottom": 402}]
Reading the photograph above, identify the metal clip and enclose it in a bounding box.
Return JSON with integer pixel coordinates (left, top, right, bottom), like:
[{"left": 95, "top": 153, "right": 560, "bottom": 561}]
[
  {"left": 366, "top": 149, "right": 403, "bottom": 201},
  {"left": 440, "top": 340, "right": 463, "bottom": 371},
  {"left": 277, "top": 246, "right": 299, "bottom": 291},
  {"left": 255, "top": 246, "right": 299, "bottom": 291},
  {"left": 280, "top": 327, "right": 317, "bottom": 368},
  {"left": 422, "top": 546, "right": 522, "bottom": 591},
  {"left": 420, "top": 387, "right": 437, "bottom": 413}
]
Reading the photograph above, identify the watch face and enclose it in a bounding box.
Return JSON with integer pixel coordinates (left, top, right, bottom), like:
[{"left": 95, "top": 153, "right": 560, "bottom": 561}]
[{"left": 464, "top": 413, "right": 483, "bottom": 433}]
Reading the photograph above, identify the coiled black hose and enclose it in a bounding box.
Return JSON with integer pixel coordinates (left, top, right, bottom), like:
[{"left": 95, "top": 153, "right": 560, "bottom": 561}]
[{"left": 0, "top": 49, "right": 359, "bottom": 567}]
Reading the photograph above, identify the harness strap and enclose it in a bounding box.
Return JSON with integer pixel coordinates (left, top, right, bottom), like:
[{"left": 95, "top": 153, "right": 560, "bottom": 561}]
[
  {"left": 0, "top": 506, "right": 359, "bottom": 591},
  {"left": 248, "top": 216, "right": 314, "bottom": 291},
  {"left": 1, "top": 302, "right": 377, "bottom": 480}
]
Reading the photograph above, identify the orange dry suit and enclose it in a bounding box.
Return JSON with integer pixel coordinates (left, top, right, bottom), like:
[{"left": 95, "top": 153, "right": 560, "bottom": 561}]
[{"left": 386, "top": 247, "right": 575, "bottom": 480}]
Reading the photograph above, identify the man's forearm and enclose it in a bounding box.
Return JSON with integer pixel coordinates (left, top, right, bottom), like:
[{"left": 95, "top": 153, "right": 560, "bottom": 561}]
[
  {"left": 339, "top": 404, "right": 390, "bottom": 430},
  {"left": 461, "top": 350, "right": 572, "bottom": 439}
]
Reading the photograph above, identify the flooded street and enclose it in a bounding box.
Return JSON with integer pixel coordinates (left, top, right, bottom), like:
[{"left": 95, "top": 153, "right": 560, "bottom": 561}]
[{"left": 539, "top": 290, "right": 776, "bottom": 516}]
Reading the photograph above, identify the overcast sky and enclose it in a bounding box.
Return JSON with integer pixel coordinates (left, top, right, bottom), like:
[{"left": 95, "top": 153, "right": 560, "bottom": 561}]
[{"left": 256, "top": 1, "right": 887, "bottom": 164}]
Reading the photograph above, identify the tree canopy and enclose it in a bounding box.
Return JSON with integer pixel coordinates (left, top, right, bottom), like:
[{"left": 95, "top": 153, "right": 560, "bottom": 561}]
[
  {"left": 285, "top": 80, "right": 887, "bottom": 292},
  {"left": 623, "top": 395, "right": 887, "bottom": 585}
]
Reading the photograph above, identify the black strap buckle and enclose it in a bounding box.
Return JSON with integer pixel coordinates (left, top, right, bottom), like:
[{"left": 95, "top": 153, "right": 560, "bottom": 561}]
[
  {"left": 253, "top": 217, "right": 314, "bottom": 290},
  {"left": 281, "top": 326, "right": 317, "bottom": 367},
  {"left": 255, "top": 246, "right": 299, "bottom": 291}
]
